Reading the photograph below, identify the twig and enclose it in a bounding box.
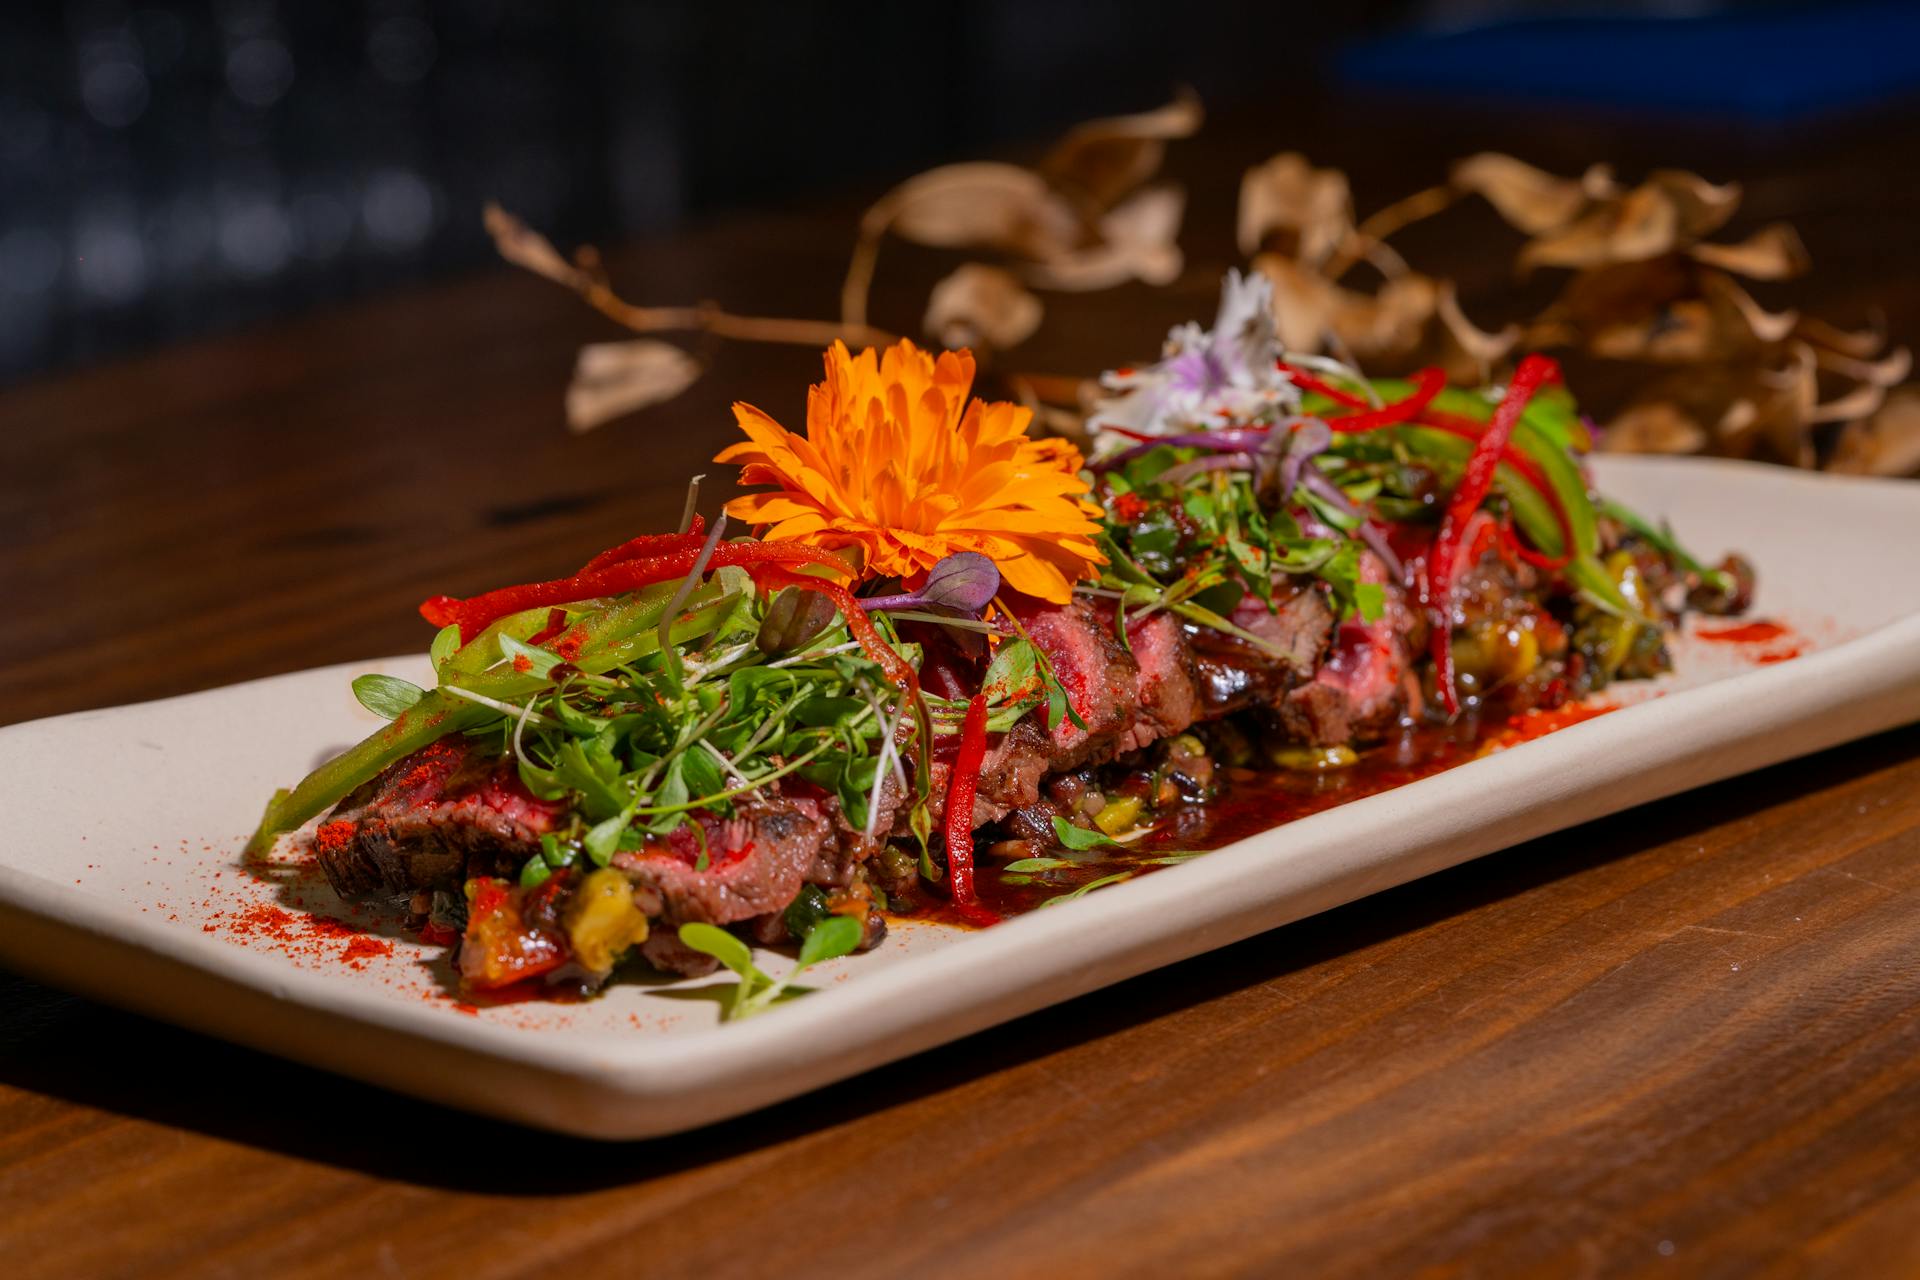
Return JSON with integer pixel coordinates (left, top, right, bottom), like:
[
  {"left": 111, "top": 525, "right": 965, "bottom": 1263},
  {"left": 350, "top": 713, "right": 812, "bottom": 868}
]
[
  {"left": 840, "top": 196, "right": 901, "bottom": 329},
  {"left": 487, "top": 202, "right": 895, "bottom": 350},
  {"left": 1324, "top": 184, "right": 1458, "bottom": 281}
]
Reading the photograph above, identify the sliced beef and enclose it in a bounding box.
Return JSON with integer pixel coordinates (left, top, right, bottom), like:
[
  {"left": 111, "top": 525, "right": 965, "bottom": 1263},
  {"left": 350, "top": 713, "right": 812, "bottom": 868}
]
[
  {"left": 1280, "top": 553, "right": 1421, "bottom": 745},
  {"left": 315, "top": 738, "right": 563, "bottom": 901},
  {"left": 959, "top": 596, "right": 1203, "bottom": 824},
  {"left": 1110, "top": 608, "right": 1201, "bottom": 754},
  {"left": 1186, "top": 583, "right": 1334, "bottom": 718},
  {"left": 612, "top": 787, "right": 832, "bottom": 928},
  {"left": 801, "top": 767, "right": 908, "bottom": 890}
]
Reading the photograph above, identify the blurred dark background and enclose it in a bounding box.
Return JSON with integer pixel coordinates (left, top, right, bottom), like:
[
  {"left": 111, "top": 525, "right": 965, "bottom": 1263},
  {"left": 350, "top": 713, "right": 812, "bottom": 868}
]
[{"left": 4, "top": 0, "right": 1917, "bottom": 384}]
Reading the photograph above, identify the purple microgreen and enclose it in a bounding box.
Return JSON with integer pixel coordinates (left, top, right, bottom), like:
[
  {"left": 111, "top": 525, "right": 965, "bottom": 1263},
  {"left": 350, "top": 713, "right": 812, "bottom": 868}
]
[
  {"left": 1155, "top": 452, "right": 1256, "bottom": 487},
  {"left": 1275, "top": 418, "right": 1332, "bottom": 503},
  {"left": 1089, "top": 428, "right": 1274, "bottom": 474},
  {"left": 859, "top": 551, "right": 999, "bottom": 617}
]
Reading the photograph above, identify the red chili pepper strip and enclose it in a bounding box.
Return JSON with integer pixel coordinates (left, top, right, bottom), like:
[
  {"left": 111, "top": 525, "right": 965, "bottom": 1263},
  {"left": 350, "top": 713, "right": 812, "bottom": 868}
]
[
  {"left": 578, "top": 517, "right": 705, "bottom": 574},
  {"left": 1410, "top": 414, "right": 1574, "bottom": 572},
  {"left": 421, "top": 540, "right": 848, "bottom": 643},
  {"left": 1318, "top": 367, "right": 1446, "bottom": 432},
  {"left": 1428, "top": 355, "right": 1561, "bottom": 715},
  {"left": 526, "top": 608, "right": 570, "bottom": 647},
  {"left": 1276, "top": 361, "right": 1579, "bottom": 583},
  {"left": 943, "top": 693, "right": 997, "bottom": 925},
  {"left": 1278, "top": 364, "right": 1370, "bottom": 410}
]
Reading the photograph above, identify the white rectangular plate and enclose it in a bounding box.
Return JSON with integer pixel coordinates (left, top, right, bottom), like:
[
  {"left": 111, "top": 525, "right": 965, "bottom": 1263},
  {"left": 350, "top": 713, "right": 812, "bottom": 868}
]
[{"left": 3, "top": 457, "right": 1918, "bottom": 1138}]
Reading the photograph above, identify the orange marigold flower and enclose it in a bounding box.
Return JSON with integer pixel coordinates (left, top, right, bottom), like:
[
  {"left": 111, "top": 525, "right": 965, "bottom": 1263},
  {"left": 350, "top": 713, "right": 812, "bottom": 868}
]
[{"left": 715, "top": 339, "right": 1105, "bottom": 605}]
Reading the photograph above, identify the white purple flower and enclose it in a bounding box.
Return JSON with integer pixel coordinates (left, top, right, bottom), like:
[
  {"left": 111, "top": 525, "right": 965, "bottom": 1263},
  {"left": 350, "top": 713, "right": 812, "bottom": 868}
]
[{"left": 1090, "top": 269, "right": 1299, "bottom": 448}]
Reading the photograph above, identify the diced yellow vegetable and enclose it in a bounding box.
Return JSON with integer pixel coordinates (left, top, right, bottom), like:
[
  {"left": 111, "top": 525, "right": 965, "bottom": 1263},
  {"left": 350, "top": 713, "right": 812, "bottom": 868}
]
[
  {"left": 563, "top": 869, "right": 649, "bottom": 976},
  {"left": 1268, "top": 744, "right": 1359, "bottom": 771},
  {"left": 1093, "top": 794, "right": 1143, "bottom": 836}
]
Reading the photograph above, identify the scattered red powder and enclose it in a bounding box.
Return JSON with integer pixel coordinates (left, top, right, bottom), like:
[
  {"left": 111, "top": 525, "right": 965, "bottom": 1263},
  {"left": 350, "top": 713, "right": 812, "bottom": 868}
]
[
  {"left": 511, "top": 654, "right": 533, "bottom": 673},
  {"left": 1110, "top": 492, "right": 1149, "bottom": 523},
  {"left": 313, "top": 820, "right": 355, "bottom": 855},
  {"left": 1756, "top": 647, "right": 1805, "bottom": 665},
  {"left": 453, "top": 1003, "right": 480, "bottom": 1016},
  {"left": 201, "top": 895, "right": 410, "bottom": 973},
  {"left": 554, "top": 627, "right": 587, "bottom": 662},
  {"left": 1697, "top": 620, "right": 1790, "bottom": 644},
  {"left": 341, "top": 935, "right": 394, "bottom": 967}
]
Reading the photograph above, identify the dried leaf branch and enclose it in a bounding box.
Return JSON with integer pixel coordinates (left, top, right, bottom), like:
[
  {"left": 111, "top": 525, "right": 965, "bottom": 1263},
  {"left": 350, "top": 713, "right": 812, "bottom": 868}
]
[
  {"left": 1229, "top": 149, "right": 1915, "bottom": 475},
  {"left": 840, "top": 89, "right": 1202, "bottom": 344},
  {"left": 486, "top": 203, "right": 896, "bottom": 431}
]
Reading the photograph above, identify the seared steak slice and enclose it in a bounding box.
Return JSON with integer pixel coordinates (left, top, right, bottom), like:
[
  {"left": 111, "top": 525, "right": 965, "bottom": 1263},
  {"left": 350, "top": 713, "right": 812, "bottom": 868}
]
[
  {"left": 612, "top": 788, "right": 832, "bottom": 927},
  {"left": 960, "top": 597, "right": 1203, "bottom": 823},
  {"left": 1280, "top": 554, "right": 1421, "bottom": 745},
  {"left": 314, "top": 738, "right": 562, "bottom": 901},
  {"left": 1108, "top": 608, "right": 1201, "bottom": 754},
  {"left": 1187, "top": 583, "right": 1334, "bottom": 718}
]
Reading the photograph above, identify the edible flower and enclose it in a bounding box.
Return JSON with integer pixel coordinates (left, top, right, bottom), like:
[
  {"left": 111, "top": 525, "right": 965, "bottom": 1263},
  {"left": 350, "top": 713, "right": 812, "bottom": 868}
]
[
  {"left": 717, "top": 339, "right": 1104, "bottom": 605},
  {"left": 1090, "top": 269, "right": 1300, "bottom": 444}
]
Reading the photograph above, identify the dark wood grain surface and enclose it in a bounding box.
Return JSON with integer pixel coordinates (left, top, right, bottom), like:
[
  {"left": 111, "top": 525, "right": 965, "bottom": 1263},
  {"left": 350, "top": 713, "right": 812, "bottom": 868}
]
[{"left": 4, "top": 98, "right": 1919, "bottom": 1278}]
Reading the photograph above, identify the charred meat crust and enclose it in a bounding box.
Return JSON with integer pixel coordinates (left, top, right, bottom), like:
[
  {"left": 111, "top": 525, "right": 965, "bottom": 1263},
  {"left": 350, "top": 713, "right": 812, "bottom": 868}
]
[{"left": 315, "top": 739, "right": 561, "bottom": 902}]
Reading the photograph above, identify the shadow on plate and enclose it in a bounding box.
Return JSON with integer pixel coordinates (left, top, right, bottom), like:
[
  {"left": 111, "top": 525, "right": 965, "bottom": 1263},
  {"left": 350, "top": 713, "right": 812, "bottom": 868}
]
[{"left": 1, "top": 724, "right": 1914, "bottom": 1195}]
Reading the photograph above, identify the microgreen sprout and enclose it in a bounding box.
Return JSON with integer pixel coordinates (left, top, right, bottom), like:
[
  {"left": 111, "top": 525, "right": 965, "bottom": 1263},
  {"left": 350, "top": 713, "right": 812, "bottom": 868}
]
[
  {"left": 677, "top": 916, "right": 863, "bottom": 1020},
  {"left": 352, "top": 674, "right": 426, "bottom": 720},
  {"left": 857, "top": 551, "right": 1000, "bottom": 617}
]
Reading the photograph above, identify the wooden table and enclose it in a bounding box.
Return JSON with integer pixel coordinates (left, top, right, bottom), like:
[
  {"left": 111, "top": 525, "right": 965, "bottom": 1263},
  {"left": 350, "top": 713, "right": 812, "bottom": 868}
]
[{"left": 5, "top": 99, "right": 1919, "bottom": 1277}]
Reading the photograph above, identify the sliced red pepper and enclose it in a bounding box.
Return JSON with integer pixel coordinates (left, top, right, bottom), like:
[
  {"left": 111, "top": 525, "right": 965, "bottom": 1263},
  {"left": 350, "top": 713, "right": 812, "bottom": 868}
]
[
  {"left": 1407, "top": 412, "right": 1575, "bottom": 568},
  {"left": 459, "top": 874, "right": 569, "bottom": 991},
  {"left": 1279, "top": 364, "right": 1370, "bottom": 411},
  {"left": 1427, "top": 355, "right": 1561, "bottom": 715},
  {"left": 1277, "top": 363, "right": 1578, "bottom": 571},
  {"left": 578, "top": 517, "right": 705, "bottom": 574},
  {"left": 420, "top": 539, "right": 848, "bottom": 643},
  {"left": 943, "top": 693, "right": 997, "bottom": 925},
  {"left": 526, "top": 608, "right": 570, "bottom": 647},
  {"left": 1302, "top": 365, "right": 1446, "bottom": 432}
]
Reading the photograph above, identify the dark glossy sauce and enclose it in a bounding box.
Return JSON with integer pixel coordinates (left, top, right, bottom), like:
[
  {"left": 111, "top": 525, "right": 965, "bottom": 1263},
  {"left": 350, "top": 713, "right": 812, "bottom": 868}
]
[{"left": 910, "top": 700, "right": 1615, "bottom": 925}]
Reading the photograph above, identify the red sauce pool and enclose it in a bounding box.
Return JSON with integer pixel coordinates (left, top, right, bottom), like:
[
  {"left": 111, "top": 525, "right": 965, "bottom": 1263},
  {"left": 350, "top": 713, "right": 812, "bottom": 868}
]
[
  {"left": 1696, "top": 620, "right": 1789, "bottom": 644},
  {"left": 910, "top": 701, "right": 1616, "bottom": 924}
]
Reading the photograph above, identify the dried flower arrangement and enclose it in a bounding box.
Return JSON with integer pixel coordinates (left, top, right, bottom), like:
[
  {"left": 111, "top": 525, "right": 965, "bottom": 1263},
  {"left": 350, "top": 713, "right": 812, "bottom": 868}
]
[
  {"left": 486, "top": 93, "right": 1916, "bottom": 476},
  {"left": 1226, "top": 151, "right": 1914, "bottom": 473}
]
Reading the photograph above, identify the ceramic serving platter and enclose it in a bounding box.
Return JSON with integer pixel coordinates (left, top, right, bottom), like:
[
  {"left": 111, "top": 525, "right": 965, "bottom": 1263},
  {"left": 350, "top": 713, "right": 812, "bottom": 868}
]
[{"left": 2, "top": 456, "right": 1917, "bottom": 1139}]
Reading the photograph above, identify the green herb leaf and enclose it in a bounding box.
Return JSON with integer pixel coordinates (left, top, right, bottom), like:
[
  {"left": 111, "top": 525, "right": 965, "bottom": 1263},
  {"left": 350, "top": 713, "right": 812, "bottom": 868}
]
[
  {"left": 795, "top": 914, "right": 862, "bottom": 970},
  {"left": 1354, "top": 581, "right": 1386, "bottom": 624},
  {"left": 352, "top": 674, "right": 427, "bottom": 720},
  {"left": 1052, "top": 816, "right": 1119, "bottom": 851},
  {"left": 1003, "top": 856, "right": 1075, "bottom": 872},
  {"left": 676, "top": 922, "right": 759, "bottom": 981},
  {"left": 982, "top": 638, "right": 1042, "bottom": 706},
  {"left": 583, "top": 805, "right": 634, "bottom": 866},
  {"left": 1038, "top": 870, "right": 1135, "bottom": 907},
  {"left": 429, "top": 623, "right": 462, "bottom": 673}
]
